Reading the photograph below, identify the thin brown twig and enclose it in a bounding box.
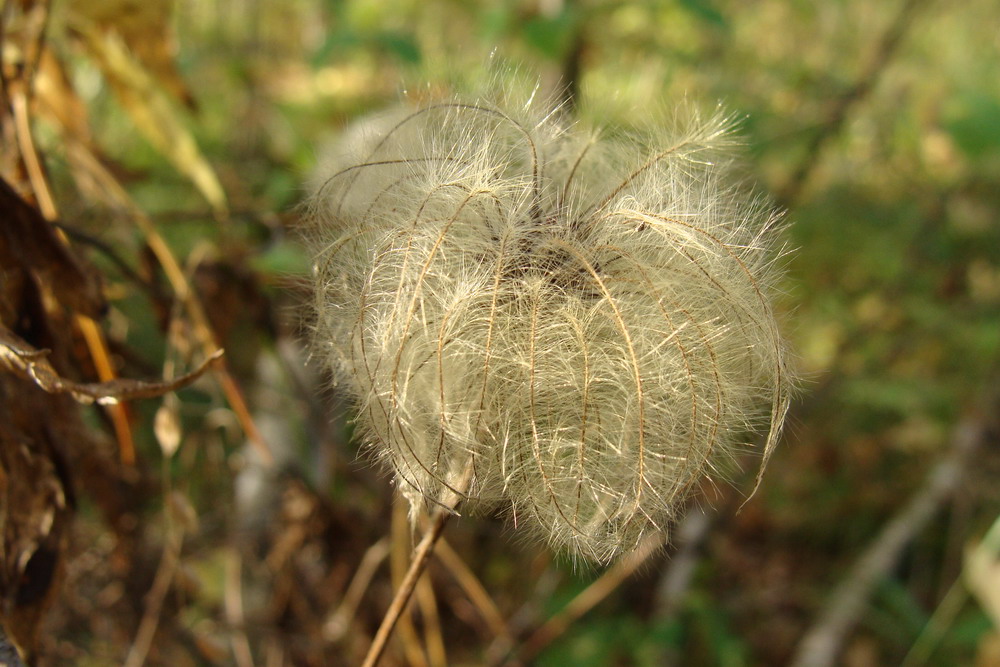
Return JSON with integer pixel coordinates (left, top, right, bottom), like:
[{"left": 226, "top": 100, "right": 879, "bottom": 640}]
[
  {"left": 123, "top": 532, "right": 183, "bottom": 667},
  {"left": 415, "top": 572, "right": 446, "bottom": 667},
  {"left": 10, "top": 81, "right": 137, "bottom": 464},
  {"left": 323, "top": 538, "right": 390, "bottom": 642},
  {"left": 365, "top": 508, "right": 450, "bottom": 667},
  {"left": 510, "top": 531, "right": 665, "bottom": 665},
  {"left": 390, "top": 500, "right": 428, "bottom": 667},
  {"left": 362, "top": 463, "right": 475, "bottom": 667},
  {"left": 432, "top": 535, "right": 512, "bottom": 643}
]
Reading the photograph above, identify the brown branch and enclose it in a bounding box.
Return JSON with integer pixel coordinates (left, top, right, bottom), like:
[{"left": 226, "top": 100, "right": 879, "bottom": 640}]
[{"left": 1, "top": 324, "right": 223, "bottom": 405}]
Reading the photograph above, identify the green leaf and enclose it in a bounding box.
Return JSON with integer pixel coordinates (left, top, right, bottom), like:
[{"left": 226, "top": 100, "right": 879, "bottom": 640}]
[
  {"left": 523, "top": 8, "right": 577, "bottom": 60},
  {"left": 945, "top": 93, "right": 1000, "bottom": 159},
  {"left": 312, "top": 29, "right": 363, "bottom": 65},
  {"left": 678, "top": 0, "right": 727, "bottom": 27},
  {"left": 250, "top": 240, "right": 311, "bottom": 277},
  {"left": 375, "top": 32, "right": 422, "bottom": 64}
]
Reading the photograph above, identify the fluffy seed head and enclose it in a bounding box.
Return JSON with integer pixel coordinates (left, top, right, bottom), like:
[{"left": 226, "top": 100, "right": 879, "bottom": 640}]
[{"left": 305, "top": 89, "right": 791, "bottom": 564}]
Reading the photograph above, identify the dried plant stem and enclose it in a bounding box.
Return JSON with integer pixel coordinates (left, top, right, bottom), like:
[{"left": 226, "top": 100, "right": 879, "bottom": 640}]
[
  {"left": 66, "top": 140, "right": 273, "bottom": 465},
  {"left": 363, "top": 508, "right": 452, "bottom": 667},
  {"left": 900, "top": 576, "right": 968, "bottom": 667},
  {"left": 11, "top": 85, "right": 137, "bottom": 463},
  {"left": 123, "top": 532, "right": 182, "bottom": 667},
  {"left": 75, "top": 315, "right": 136, "bottom": 463},
  {"left": 363, "top": 462, "right": 474, "bottom": 667},
  {"left": 431, "top": 535, "right": 512, "bottom": 643},
  {"left": 390, "top": 501, "right": 429, "bottom": 667},
  {"left": 415, "top": 574, "right": 446, "bottom": 667},
  {"left": 323, "top": 538, "right": 390, "bottom": 642},
  {"left": 510, "top": 530, "right": 665, "bottom": 664},
  {"left": 225, "top": 550, "right": 255, "bottom": 667},
  {"left": 11, "top": 89, "right": 58, "bottom": 219}
]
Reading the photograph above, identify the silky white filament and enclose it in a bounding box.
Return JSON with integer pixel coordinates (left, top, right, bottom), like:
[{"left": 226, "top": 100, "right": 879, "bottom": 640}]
[{"left": 305, "top": 90, "right": 791, "bottom": 564}]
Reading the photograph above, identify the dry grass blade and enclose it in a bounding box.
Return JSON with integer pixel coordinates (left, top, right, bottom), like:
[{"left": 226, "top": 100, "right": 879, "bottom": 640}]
[
  {"left": 965, "top": 513, "right": 1000, "bottom": 631},
  {"left": 75, "top": 315, "right": 137, "bottom": 463},
  {"left": 57, "top": 139, "right": 273, "bottom": 464},
  {"left": 323, "top": 538, "right": 390, "bottom": 643},
  {"left": 68, "top": 14, "right": 227, "bottom": 216},
  {"left": 510, "top": 531, "right": 665, "bottom": 664},
  {"left": 431, "top": 536, "right": 512, "bottom": 643}
]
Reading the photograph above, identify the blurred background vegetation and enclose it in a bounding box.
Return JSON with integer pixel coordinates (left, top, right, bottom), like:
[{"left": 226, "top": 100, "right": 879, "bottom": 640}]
[{"left": 2, "top": 0, "right": 1000, "bottom": 664}]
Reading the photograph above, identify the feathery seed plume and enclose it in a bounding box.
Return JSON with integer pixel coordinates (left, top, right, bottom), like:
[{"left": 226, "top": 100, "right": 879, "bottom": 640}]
[{"left": 305, "top": 88, "right": 792, "bottom": 564}]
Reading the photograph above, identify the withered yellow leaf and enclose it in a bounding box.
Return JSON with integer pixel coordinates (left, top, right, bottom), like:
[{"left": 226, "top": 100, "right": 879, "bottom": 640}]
[
  {"left": 70, "top": 0, "right": 194, "bottom": 108},
  {"left": 70, "top": 17, "right": 228, "bottom": 216}
]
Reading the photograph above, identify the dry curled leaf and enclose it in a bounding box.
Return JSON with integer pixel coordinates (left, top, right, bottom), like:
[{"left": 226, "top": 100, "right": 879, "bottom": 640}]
[
  {"left": 154, "top": 393, "right": 182, "bottom": 457},
  {"left": 0, "top": 177, "right": 105, "bottom": 320},
  {"left": 0, "top": 373, "right": 73, "bottom": 666},
  {"left": 0, "top": 325, "right": 223, "bottom": 405}
]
